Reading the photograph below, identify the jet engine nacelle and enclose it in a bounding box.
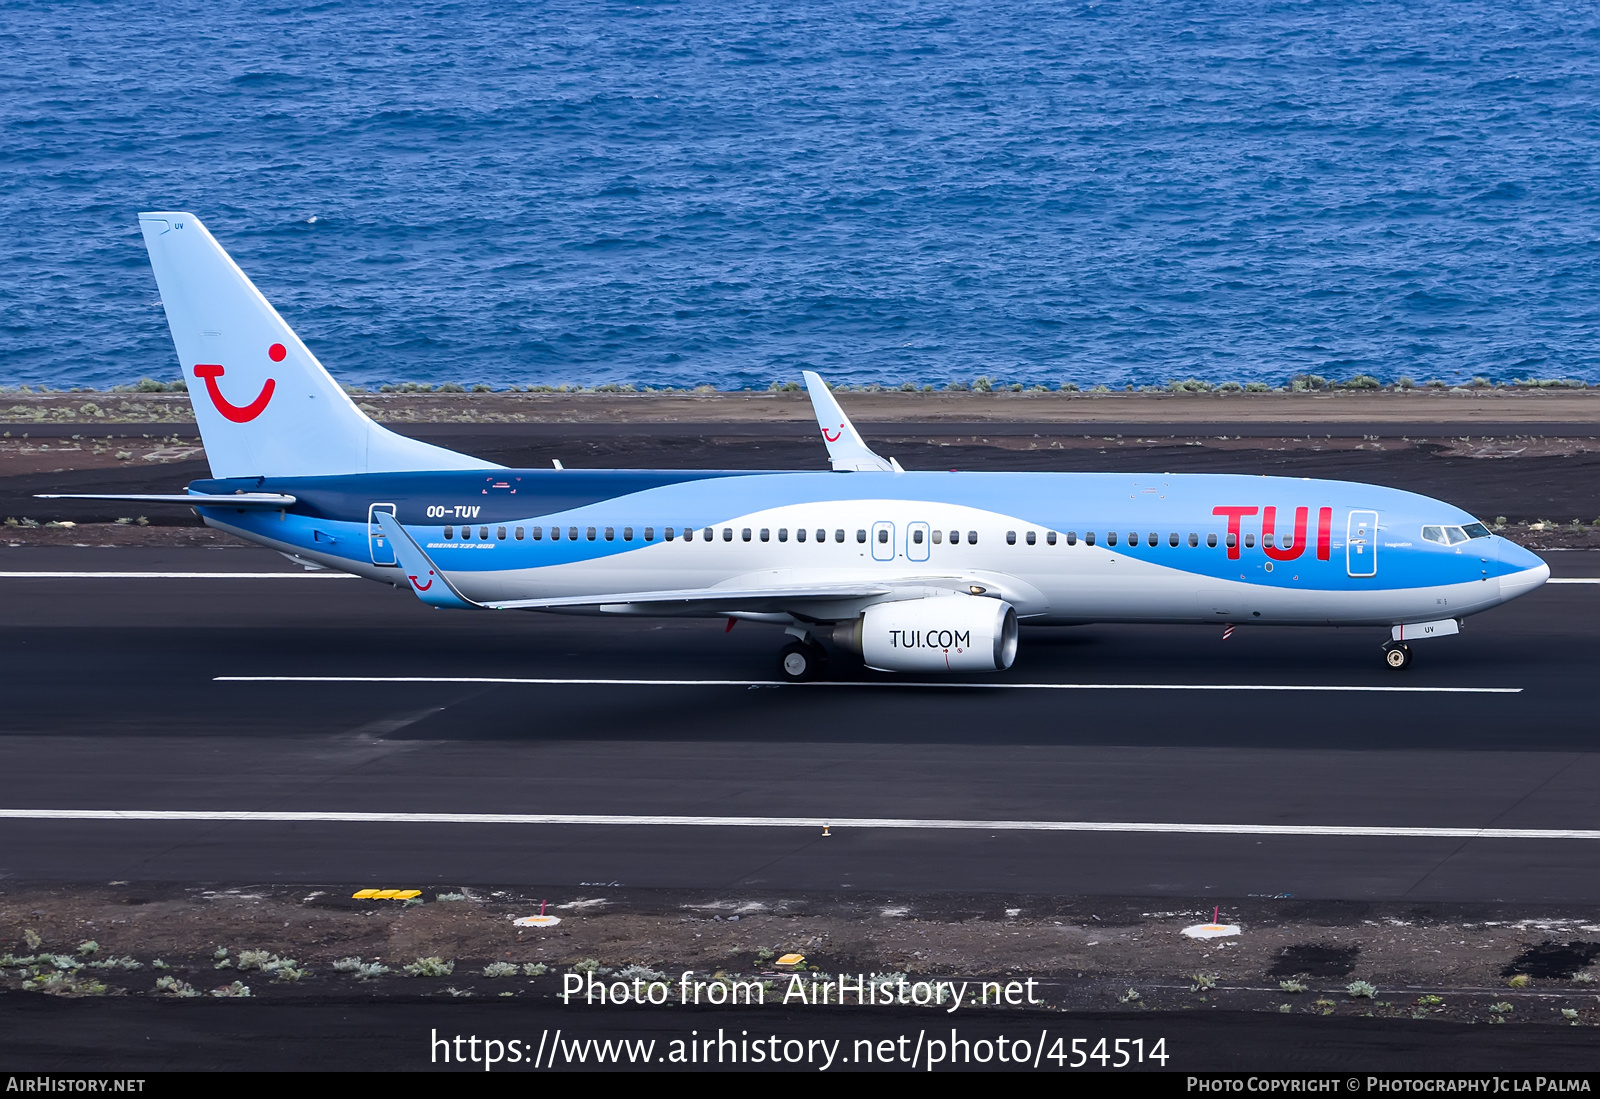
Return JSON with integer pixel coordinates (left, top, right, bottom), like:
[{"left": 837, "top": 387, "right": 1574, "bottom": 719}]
[{"left": 834, "top": 594, "right": 1018, "bottom": 673}]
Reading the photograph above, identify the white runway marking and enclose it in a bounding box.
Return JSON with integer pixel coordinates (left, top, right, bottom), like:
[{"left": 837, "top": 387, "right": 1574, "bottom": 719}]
[
  {"left": 215, "top": 675, "right": 1520, "bottom": 694},
  {"left": 0, "top": 572, "right": 357, "bottom": 579},
  {"left": 1548, "top": 578, "right": 1600, "bottom": 584},
  {"left": 0, "top": 807, "right": 1588, "bottom": 840}
]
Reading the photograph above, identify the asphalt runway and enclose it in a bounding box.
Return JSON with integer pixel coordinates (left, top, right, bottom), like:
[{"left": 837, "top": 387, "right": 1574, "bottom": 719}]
[
  {"left": 11, "top": 419, "right": 1600, "bottom": 525},
  {"left": 4, "top": 544, "right": 1600, "bottom": 902}
]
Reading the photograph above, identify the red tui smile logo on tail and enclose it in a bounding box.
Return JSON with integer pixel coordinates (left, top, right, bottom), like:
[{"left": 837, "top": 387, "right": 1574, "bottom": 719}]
[
  {"left": 193, "top": 343, "right": 282, "bottom": 423},
  {"left": 410, "top": 572, "right": 434, "bottom": 592},
  {"left": 822, "top": 424, "right": 843, "bottom": 443}
]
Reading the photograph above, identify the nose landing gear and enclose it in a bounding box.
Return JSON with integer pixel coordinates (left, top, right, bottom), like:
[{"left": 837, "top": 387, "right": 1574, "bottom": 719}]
[{"left": 1382, "top": 640, "right": 1413, "bottom": 670}]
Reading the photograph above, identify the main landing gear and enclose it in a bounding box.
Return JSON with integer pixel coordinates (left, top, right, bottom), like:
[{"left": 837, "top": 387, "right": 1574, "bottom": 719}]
[
  {"left": 778, "top": 639, "right": 828, "bottom": 682},
  {"left": 1382, "top": 640, "right": 1413, "bottom": 670}
]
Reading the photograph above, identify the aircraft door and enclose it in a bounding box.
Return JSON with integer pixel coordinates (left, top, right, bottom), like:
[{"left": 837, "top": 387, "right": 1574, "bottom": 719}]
[
  {"left": 368, "top": 503, "right": 397, "bottom": 566},
  {"left": 871, "top": 520, "right": 896, "bottom": 562},
  {"left": 1347, "top": 510, "right": 1377, "bottom": 577},
  {"left": 906, "top": 521, "right": 931, "bottom": 562}
]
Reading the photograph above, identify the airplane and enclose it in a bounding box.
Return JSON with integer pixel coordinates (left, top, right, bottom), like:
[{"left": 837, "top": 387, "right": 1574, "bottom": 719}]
[{"left": 41, "top": 212, "right": 1551, "bottom": 680}]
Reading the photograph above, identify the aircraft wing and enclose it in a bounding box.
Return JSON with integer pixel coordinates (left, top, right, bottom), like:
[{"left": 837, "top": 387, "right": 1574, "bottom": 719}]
[
  {"left": 486, "top": 583, "right": 894, "bottom": 614},
  {"left": 35, "top": 492, "right": 297, "bottom": 509},
  {"left": 802, "top": 371, "right": 899, "bottom": 472},
  {"left": 374, "top": 511, "right": 477, "bottom": 610}
]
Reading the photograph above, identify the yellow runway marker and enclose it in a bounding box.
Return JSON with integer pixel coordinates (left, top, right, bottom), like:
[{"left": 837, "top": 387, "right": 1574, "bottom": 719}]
[
  {"left": 776, "top": 953, "right": 805, "bottom": 967},
  {"left": 352, "top": 889, "right": 422, "bottom": 900}
]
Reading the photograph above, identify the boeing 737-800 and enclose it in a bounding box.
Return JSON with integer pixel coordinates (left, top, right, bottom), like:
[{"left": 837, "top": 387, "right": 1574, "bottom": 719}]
[{"left": 42, "top": 213, "right": 1551, "bottom": 680}]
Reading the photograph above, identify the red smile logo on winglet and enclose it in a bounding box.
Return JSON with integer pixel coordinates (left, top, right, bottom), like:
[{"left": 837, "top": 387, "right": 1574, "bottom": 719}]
[
  {"left": 193, "top": 343, "right": 283, "bottom": 423},
  {"left": 822, "top": 424, "right": 843, "bottom": 443},
  {"left": 410, "top": 572, "right": 434, "bottom": 592}
]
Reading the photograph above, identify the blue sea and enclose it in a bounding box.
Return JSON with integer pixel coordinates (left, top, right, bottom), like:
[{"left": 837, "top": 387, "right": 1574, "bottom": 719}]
[{"left": 3, "top": 0, "right": 1599, "bottom": 392}]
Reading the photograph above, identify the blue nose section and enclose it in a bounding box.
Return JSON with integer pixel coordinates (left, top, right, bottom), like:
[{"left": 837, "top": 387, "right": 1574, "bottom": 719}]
[
  {"left": 1493, "top": 535, "right": 1549, "bottom": 603},
  {"left": 1497, "top": 536, "right": 1546, "bottom": 574}
]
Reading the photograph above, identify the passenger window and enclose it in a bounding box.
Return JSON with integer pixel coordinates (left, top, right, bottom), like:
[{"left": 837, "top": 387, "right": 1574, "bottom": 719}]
[
  {"left": 1147, "top": 532, "right": 1157, "bottom": 547},
  {"left": 722, "top": 528, "right": 733, "bottom": 542},
  {"left": 1244, "top": 533, "right": 1255, "bottom": 548},
  {"left": 912, "top": 529, "right": 924, "bottom": 545},
  {"left": 1188, "top": 533, "right": 1198, "bottom": 547},
  {"left": 1107, "top": 531, "right": 1118, "bottom": 546},
  {"left": 443, "top": 525, "right": 453, "bottom": 539},
  {"left": 778, "top": 528, "right": 787, "bottom": 542},
  {"left": 761, "top": 528, "right": 770, "bottom": 542},
  {"left": 1006, "top": 531, "right": 1017, "bottom": 545},
  {"left": 515, "top": 526, "right": 524, "bottom": 540},
  {"left": 836, "top": 529, "right": 846, "bottom": 543},
  {"left": 604, "top": 527, "right": 614, "bottom": 541},
  {"left": 949, "top": 530, "right": 960, "bottom": 544},
  {"left": 796, "top": 528, "right": 807, "bottom": 542},
  {"left": 877, "top": 528, "right": 888, "bottom": 544},
  {"left": 643, "top": 527, "right": 653, "bottom": 541},
  {"left": 586, "top": 527, "right": 596, "bottom": 541},
  {"left": 480, "top": 526, "right": 489, "bottom": 540},
  {"left": 1226, "top": 533, "right": 1237, "bottom": 548},
  {"left": 498, "top": 526, "right": 507, "bottom": 540},
  {"left": 1128, "top": 533, "right": 1137, "bottom": 546},
  {"left": 1065, "top": 532, "right": 1076, "bottom": 546},
  {"left": 664, "top": 527, "right": 674, "bottom": 541},
  {"left": 1263, "top": 533, "right": 1274, "bottom": 548},
  {"left": 531, "top": 526, "right": 543, "bottom": 540},
  {"left": 856, "top": 529, "right": 866, "bottom": 543},
  {"left": 932, "top": 529, "right": 942, "bottom": 544},
  {"left": 1207, "top": 533, "right": 1218, "bottom": 548},
  {"left": 741, "top": 528, "right": 751, "bottom": 542},
  {"left": 1085, "top": 532, "right": 1096, "bottom": 546},
  {"left": 1027, "top": 531, "right": 1037, "bottom": 545},
  {"left": 623, "top": 527, "right": 633, "bottom": 541},
  {"left": 1168, "top": 532, "right": 1178, "bottom": 547},
  {"left": 967, "top": 531, "right": 978, "bottom": 545},
  {"left": 550, "top": 526, "right": 560, "bottom": 541},
  {"left": 568, "top": 527, "right": 579, "bottom": 541},
  {"left": 703, "top": 527, "right": 714, "bottom": 541}
]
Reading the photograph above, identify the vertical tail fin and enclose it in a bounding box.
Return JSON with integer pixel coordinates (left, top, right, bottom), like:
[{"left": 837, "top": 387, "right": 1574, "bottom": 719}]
[{"left": 138, "top": 212, "right": 497, "bottom": 479}]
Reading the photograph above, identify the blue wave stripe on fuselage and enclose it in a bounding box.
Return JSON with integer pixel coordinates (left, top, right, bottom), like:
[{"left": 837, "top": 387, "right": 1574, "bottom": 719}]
[{"left": 192, "top": 468, "right": 1520, "bottom": 592}]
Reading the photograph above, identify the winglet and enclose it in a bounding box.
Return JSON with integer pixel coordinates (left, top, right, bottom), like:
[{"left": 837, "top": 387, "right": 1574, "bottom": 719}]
[
  {"left": 374, "top": 512, "right": 478, "bottom": 609},
  {"left": 801, "top": 371, "right": 896, "bottom": 472}
]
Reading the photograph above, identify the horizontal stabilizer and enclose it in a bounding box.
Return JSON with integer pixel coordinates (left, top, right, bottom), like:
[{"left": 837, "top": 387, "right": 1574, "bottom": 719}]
[{"left": 36, "top": 492, "right": 297, "bottom": 509}]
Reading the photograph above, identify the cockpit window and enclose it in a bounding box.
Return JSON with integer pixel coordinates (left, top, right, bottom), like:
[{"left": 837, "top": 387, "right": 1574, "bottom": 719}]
[{"left": 1425, "top": 523, "right": 1490, "bottom": 545}]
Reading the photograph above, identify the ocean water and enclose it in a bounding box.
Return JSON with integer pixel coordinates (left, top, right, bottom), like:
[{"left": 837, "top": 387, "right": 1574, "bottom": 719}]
[{"left": 2, "top": 0, "right": 1598, "bottom": 392}]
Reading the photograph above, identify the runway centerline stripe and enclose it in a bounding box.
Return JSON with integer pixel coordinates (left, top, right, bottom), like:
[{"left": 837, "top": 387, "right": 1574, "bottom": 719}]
[
  {"left": 1548, "top": 578, "right": 1600, "bottom": 584},
  {"left": 0, "top": 808, "right": 1587, "bottom": 840},
  {"left": 213, "top": 675, "right": 1520, "bottom": 694},
  {"left": 0, "top": 571, "right": 357, "bottom": 579}
]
